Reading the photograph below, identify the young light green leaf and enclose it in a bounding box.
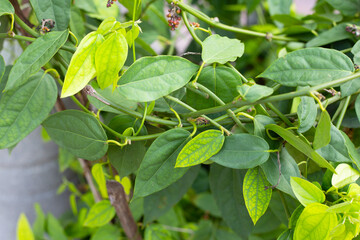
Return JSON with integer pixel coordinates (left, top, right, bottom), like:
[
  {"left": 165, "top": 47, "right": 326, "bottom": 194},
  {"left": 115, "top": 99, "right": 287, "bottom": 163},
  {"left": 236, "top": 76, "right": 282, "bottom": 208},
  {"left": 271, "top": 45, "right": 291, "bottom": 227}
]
[
  {"left": 258, "top": 48, "right": 354, "bottom": 87},
  {"left": 143, "top": 166, "right": 199, "bottom": 224},
  {"left": 126, "top": 24, "right": 140, "bottom": 47},
  {"left": 237, "top": 84, "right": 274, "bottom": 103},
  {"left": 29, "top": 0, "right": 71, "bottom": 31},
  {"left": 95, "top": 31, "right": 128, "bottom": 89},
  {"left": 316, "top": 125, "right": 352, "bottom": 163},
  {"left": 327, "top": 201, "right": 360, "bottom": 213},
  {"left": 352, "top": 40, "right": 360, "bottom": 66},
  {"left": 326, "top": 0, "right": 360, "bottom": 16},
  {"left": 61, "top": 32, "right": 104, "bottom": 98},
  {"left": 92, "top": 163, "right": 108, "bottom": 198},
  {"left": 202, "top": 34, "right": 244, "bottom": 64},
  {"left": 117, "top": 56, "right": 199, "bottom": 102},
  {"left": 0, "top": 71, "right": 57, "bottom": 149},
  {"left": 313, "top": 110, "right": 331, "bottom": 150},
  {"left": 347, "top": 183, "right": 360, "bottom": 200},
  {"left": 133, "top": 129, "right": 191, "bottom": 199},
  {"left": 17, "top": 213, "right": 34, "bottom": 240},
  {"left": 5, "top": 30, "right": 69, "bottom": 90},
  {"left": 209, "top": 164, "right": 253, "bottom": 238},
  {"left": 96, "top": 17, "right": 117, "bottom": 35},
  {"left": 83, "top": 200, "right": 116, "bottom": 227},
  {"left": 0, "top": 0, "right": 14, "bottom": 16},
  {"left": 294, "top": 203, "right": 338, "bottom": 240},
  {"left": 243, "top": 167, "right": 272, "bottom": 225},
  {"left": 297, "top": 96, "right": 317, "bottom": 133},
  {"left": 42, "top": 110, "right": 108, "bottom": 160},
  {"left": 331, "top": 163, "right": 360, "bottom": 189},
  {"left": 290, "top": 177, "right": 325, "bottom": 206},
  {"left": 211, "top": 134, "right": 270, "bottom": 169},
  {"left": 176, "top": 130, "right": 225, "bottom": 168},
  {"left": 266, "top": 124, "right": 335, "bottom": 172}
]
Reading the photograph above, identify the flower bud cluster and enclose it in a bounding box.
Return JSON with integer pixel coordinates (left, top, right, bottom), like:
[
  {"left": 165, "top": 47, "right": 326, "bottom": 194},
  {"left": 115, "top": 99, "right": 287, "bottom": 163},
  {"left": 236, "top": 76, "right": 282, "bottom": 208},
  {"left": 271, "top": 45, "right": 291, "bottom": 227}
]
[
  {"left": 190, "top": 22, "right": 200, "bottom": 28},
  {"left": 346, "top": 24, "right": 360, "bottom": 37},
  {"left": 166, "top": 2, "right": 181, "bottom": 31},
  {"left": 106, "top": 0, "right": 117, "bottom": 8}
]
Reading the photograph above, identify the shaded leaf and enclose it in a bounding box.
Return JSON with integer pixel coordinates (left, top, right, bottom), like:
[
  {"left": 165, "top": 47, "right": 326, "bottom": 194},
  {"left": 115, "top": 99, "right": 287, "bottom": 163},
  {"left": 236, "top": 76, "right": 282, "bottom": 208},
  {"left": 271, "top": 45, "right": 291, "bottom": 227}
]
[
  {"left": 313, "top": 110, "right": 331, "bottom": 150},
  {"left": 306, "top": 23, "right": 355, "bottom": 47},
  {"left": 0, "top": 0, "right": 14, "bottom": 16},
  {"left": 326, "top": 0, "right": 360, "bottom": 16},
  {"left": 352, "top": 40, "right": 360, "bottom": 66},
  {"left": 237, "top": 84, "right": 274, "bottom": 103},
  {"left": 297, "top": 96, "right": 317, "bottom": 133}
]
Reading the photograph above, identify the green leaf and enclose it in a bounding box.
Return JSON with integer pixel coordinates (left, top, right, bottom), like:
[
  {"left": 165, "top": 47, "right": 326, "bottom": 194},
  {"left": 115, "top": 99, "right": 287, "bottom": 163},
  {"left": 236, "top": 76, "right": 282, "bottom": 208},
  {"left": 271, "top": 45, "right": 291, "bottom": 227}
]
[
  {"left": 316, "top": 125, "right": 352, "bottom": 163},
  {"left": 69, "top": 6, "right": 86, "bottom": 40},
  {"left": 277, "top": 229, "right": 294, "bottom": 240},
  {"left": 340, "top": 76, "right": 360, "bottom": 97},
  {"left": 95, "top": 31, "right": 128, "bottom": 89},
  {"left": 4, "top": 30, "right": 69, "bottom": 90},
  {"left": 186, "top": 66, "right": 242, "bottom": 109},
  {"left": 91, "top": 224, "right": 121, "bottom": 240},
  {"left": 313, "top": 111, "right": 331, "bottom": 150},
  {"left": 327, "top": 201, "right": 360, "bottom": 213},
  {"left": 0, "top": 71, "right": 57, "bottom": 149},
  {"left": 211, "top": 134, "right": 270, "bottom": 169},
  {"left": 237, "top": 84, "right": 274, "bottom": 103},
  {"left": 209, "top": 164, "right": 253, "bottom": 239},
  {"left": 61, "top": 32, "right": 104, "bottom": 98},
  {"left": 202, "top": 34, "right": 244, "bottom": 64},
  {"left": 294, "top": 203, "right": 338, "bottom": 240},
  {"left": 326, "top": 0, "right": 360, "bottom": 16},
  {"left": 258, "top": 48, "right": 354, "bottom": 87},
  {"left": 126, "top": 25, "right": 140, "bottom": 47},
  {"left": 108, "top": 142, "right": 146, "bottom": 178},
  {"left": 29, "top": 0, "right": 71, "bottom": 31},
  {"left": 32, "top": 204, "right": 46, "bottom": 240},
  {"left": 341, "top": 131, "right": 360, "bottom": 169},
  {"left": 92, "top": 163, "right": 108, "bottom": 198},
  {"left": 289, "top": 205, "right": 304, "bottom": 229},
  {"left": 297, "top": 96, "right": 317, "bottom": 133},
  {"left": 143, "top": 166, "right": 199, "bottom": 224},
  {"left": 268, "top": 0, "right": 291, "bottom": 16},
  {"left": 133, "top": 129, "right": 191, "bottom": 199},
  {"left": 194, "top": 192, "right": 222, "bottom": 217},
  {"left": 176, "top": 130, "right": 225, "bottom": 168},
  {"left": 352, "top": 40, "right": 360, "bottom": 66},
  {"left": 144, "top": 224, "right": 174, "bottom": 240},
  {"left": 58, "top": 147, "right": 77, "bottom": 172},
  {"left": 47, "top": 213, "right": 67, "bottom": 240},
  {"left": 306, "top": 23, "right": 355, "bottom": 47},
  {"left": 117, "top": 56, "right": 198, "bottom": 102},
  {"left": 42, "top": 110, "right": 108, "bottom": 160},
  {"left": 261, "top": 151, "right": 301, "bottom": 198},
  {"left": 17, "top": 213, "right": 34, "bottom": 240},
  {"left": 266, "top": 124, "right": 335, "bottom": 172},
  {"left": 331, "top": 163, "right": 360, "bottom": 188},
  {"left": 243, "top": 167, "right": 272, "bottom": 225},
  {"left": 83, "top": 200, "right": 116, "bottom": 227},
  {"left": 0, "top": 0, "right": 14, "bottom": 16},
  {"left": 290, "top": 177, "right": 325, "bottom": 206}
]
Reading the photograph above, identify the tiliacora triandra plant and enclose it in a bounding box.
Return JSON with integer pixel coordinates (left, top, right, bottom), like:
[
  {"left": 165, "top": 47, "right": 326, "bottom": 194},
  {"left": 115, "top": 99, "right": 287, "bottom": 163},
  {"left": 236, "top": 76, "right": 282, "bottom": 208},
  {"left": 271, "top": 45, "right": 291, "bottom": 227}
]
[{"left": 1, "top": 0, "right": 360, "bottom": 239}]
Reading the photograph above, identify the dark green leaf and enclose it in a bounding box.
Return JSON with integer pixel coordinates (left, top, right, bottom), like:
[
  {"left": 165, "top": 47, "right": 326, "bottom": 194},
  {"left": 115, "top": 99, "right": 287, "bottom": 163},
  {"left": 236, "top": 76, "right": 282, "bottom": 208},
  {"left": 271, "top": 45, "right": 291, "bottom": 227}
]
[
  {"left": 29, "top": 0, "right": 71, "bottom": 31},
  {"left": 316, "top": 125, "right": 352, "bottom": 163},
  {"left": 210, "top": 164, "right": 253, "bottom": 238},
  {"left": 0, "top": 71, "right": 57, "bottom": 149},
  {"left": 258, "top": 48, "right": 354, "bottom": 87},
  {"left": 261, "top": 150, "right": 301, "bottom": 198},
  {"left": 313, "top": 111, "right": 331, "bottom": 150},
  {"left": 0, "top": 0, "right": 14, "bottom": 16},
  {"left": 117, "top": 56, "right": 198, "bottom": 102},
  {"left": 326, "top": 0, "right": 360, "bottom": 16},
  {"left": 194, "top": 192, "right": 222, "bottom": 217},
  {"left": 297, "top": 96, "right": 317, "bottom": 133},
  {"left": 176, "top": 130, "right": 225, "bottom": 168},
  {"left": 243, "top": 167, "right": 272, "bottom": 225},
  {"left": 0, "top": 65, "right": 11, "bottom": 98},
  {"left": 306, "top": 23, "right": 355, "bottom": 47},
  {"left": 277, "top": 229, "right": 294, "bottom": 240},
  {"left": 340, "top": 77, "right": 360, "bottom": 97},
  {"left": 69, "top": 6, "right": 86, "bottom": 40},
  {"left": 211, "top": 134, "right": 270, "bottom": 169},
  {"left": 143, "top": 166, "right": 199, "bottom": 224},
  {"left": 202, "top": 34, "right": 244, "bottom": 64},
  {"left": 133, "top": 129, "right": 191, "bottom": 199},
  {"left": 266, "top": 124, "right": 335, "bottom": 172},
  {"left": 33, "top": 203, "right": 46, "bottom": 240},
  {"left": 186, "top": 66, "right": 242, "bottom": 109},
  {"left": 42, "top": 110, "right": 108, "bottom": 160},
  {"left": 5, "top": 30, "right": 69, "bottom": 90}
]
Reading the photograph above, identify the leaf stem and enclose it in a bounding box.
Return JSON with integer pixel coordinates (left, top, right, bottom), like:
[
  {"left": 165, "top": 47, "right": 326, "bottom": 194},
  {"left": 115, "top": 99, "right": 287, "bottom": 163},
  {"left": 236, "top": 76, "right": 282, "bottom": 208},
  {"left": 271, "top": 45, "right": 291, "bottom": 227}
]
[
  {"left": 165, "top": 95, "right": 231, "bottom": 135},
  {"left": 336, "top": 96, "right": 351, "bottom": 129},
  {"left": 14, "top": 14, "right": 39, "bottom": 37},
  {"left": 265, "top": 103, "right": 294, "bottom": 127},
  {"left": 181, "top": 10, "right": 202, "bottom": 46},
  {"left": 183, "top": 71, "right": 360, "bottom": 118}
]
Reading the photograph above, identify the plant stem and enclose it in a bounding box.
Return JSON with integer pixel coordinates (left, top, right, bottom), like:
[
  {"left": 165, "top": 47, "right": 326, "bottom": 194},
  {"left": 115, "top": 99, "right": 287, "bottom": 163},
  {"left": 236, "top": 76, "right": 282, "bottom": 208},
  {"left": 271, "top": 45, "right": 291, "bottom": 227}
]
[
  {"left": 183, "top": 71, "right": 360, "bottom": 118},
  {"left": 181, "top": 10, "right": 202, "bottom": 46},
  {"left": 265, "top": 103, "right": 294, "bottom": 127},
  {"left": 226, "top": 63, "right": 248, "bottom": 83},
  {"left": 168, "top": 0, "right": 296, "bottom": 42},
  {"left": 336, "top": 96, "right": 351, "bottom": 129},
  {"left": 165, "top": 95, "right": 231, "bottom": 135},
  {"left": 196, "top": 82, "right": 248, "bottom": 132},
  {"left": 14, "top": 14, "right": 39, "bottom": 37}
]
